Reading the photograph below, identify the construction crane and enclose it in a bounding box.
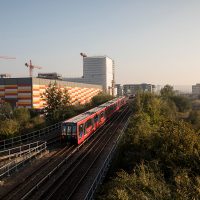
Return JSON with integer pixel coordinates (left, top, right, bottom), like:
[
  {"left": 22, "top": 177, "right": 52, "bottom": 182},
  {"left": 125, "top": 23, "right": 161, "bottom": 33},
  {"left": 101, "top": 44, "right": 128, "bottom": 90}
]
[
  {"left": 0, "top": 56, "right": 16, "bottom": 59},
  {"left": 25, "top": 60, "right": 42, "bottom": 77},
  {"left": 80, "top": 52, "right": 87, "bottom": 57}
]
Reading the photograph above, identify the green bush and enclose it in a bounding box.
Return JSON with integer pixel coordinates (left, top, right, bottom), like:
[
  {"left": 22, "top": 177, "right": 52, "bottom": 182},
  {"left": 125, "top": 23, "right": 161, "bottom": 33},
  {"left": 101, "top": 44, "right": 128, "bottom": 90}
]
[
  {"left": 0, "top": 119, "right": 19, "bottom": 138},
  {"left": 97, "top": 163, "right": 171, "bottom": 200},
  {"left": 13, "top": 107, "right": 30, "bottom": 125}
]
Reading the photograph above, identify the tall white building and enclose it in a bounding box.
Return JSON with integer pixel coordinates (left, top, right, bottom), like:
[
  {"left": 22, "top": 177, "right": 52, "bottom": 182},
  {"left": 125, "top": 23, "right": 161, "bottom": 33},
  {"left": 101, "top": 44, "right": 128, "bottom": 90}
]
[
  {"left": 64, "top": 55, "right": 115, "bottom": 95},
  {"left": 83, "top": 56, "right": 114, "bottom": 94}
]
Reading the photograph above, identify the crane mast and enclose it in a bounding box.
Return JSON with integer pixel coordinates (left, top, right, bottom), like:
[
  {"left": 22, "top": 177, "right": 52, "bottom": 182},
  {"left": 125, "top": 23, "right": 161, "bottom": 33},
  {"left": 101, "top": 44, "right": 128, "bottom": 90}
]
[{"left": 25, "top": 60, "right": 42, "bottom": 77}]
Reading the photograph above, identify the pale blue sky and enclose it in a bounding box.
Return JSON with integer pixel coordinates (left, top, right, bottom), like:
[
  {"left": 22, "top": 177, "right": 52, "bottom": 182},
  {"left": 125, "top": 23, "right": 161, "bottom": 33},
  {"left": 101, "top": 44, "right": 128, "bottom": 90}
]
[{"left": 1, "top": 0, "right": 200, "bottom": 85}]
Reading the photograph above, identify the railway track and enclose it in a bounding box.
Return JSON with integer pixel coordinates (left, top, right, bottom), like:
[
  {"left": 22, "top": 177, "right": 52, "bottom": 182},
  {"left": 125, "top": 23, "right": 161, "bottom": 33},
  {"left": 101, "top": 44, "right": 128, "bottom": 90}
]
[
  {"left": 1, "top": 106, "right": 130, "bottom": 200},
  {"left": 1, "top": 145, "right": 75, "bottom": 200},
  {"left": 32, "top": 106, "right": 130, "bottom": 200}
]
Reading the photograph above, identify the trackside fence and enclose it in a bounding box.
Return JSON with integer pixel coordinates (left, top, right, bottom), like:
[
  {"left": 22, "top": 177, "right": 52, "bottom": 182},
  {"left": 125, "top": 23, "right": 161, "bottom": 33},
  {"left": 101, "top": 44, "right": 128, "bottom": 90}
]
[
  {"left": 0, "top": 141, "right": 47, "bottom": 179},
  {"left": 0, "top": 141, "right": 44, "bottom": 161},
  {"left": 84, "top": 118, "right": 130, "bottom": 200},
  {"left": 0, "top": 122, "right": 61, "bottom": 150}
]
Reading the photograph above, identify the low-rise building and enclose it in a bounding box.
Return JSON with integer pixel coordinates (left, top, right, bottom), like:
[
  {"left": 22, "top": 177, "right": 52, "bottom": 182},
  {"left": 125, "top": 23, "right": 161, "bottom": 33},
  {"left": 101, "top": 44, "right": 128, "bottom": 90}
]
[
  {"left": 0, "top": 77, "right": 102, "bottom": 109},
  {"left": 192, "top": 83, "right": 200, "bottom": 95},
  {"left": 115, "top": 84, "right": 123, "bottom": 96},
  {"left": 123, "top": 83, "right": 155, "bottom": 96}
]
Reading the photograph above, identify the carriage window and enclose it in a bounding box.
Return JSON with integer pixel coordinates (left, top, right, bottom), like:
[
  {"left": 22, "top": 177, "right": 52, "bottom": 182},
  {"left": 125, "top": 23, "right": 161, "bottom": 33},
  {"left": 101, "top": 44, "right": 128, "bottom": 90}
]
[
  {"left": 94, "top": 115, "right": 99, "bottom": 122},
  {"left": 100, "top": 112, "right": 104, "bottom": 119},
  {"left": 86, "top": 119, "right": 92, "bottom": 128}
]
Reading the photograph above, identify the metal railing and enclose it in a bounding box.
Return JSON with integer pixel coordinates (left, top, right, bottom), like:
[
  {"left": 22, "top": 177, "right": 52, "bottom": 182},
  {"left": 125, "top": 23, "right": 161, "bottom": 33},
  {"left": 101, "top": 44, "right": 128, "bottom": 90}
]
[
  {"left": 84, "top": 118, "right": 130, "bottom": 200},
  {"left": 0, "top": 141, "right": 44, "bottom": 161},
  {"left": 0, "top": 122, "right": 61, "bottom": 150},
  {"left": 0, "top": 141, "right": 47, "bottom": 179}
]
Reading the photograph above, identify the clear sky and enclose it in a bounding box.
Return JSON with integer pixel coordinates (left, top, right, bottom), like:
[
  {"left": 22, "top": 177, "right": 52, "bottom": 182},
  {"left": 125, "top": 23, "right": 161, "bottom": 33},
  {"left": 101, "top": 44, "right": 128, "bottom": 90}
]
[{"left": 1, "top": 0, "right": 200, "bottom": 85}]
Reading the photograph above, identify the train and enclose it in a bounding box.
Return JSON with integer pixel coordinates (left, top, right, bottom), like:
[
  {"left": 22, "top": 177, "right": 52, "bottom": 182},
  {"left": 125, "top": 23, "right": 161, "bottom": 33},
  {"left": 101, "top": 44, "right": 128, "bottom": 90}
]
[{"left": 61, "top": 96, "right": 126, "bottom": 144}]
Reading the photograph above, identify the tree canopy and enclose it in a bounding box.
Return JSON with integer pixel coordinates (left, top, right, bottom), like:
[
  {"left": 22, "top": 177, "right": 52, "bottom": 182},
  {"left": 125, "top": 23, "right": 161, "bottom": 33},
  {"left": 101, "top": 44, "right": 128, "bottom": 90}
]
[
  {"left": 160, "top": 84, "right": 175, "bottom": 98},
  {"left": 42, "top": 82, "right": 71, "bottom": 122},
  {"left": 91, "top": 92, "right": 113, "bottom": 107},
  {"left": 96, "top": 91, "right": 200, "bottom": 200}
]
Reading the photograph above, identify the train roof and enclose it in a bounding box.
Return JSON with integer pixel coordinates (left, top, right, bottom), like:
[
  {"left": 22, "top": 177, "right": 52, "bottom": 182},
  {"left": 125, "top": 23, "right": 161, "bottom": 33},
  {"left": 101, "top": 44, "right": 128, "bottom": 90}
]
[
  {"left": 64, "top": 97, "right": 124, "bottom": 123},
  {"left": 64, "top": 112, "right": 91, "bottom": 123}
]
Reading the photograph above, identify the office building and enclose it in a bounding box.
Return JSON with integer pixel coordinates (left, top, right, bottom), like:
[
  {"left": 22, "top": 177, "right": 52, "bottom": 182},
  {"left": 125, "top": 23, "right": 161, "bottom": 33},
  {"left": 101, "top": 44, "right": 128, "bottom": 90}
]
[{"left": 64, "top": 55, "right": 115, "bottom": 95}]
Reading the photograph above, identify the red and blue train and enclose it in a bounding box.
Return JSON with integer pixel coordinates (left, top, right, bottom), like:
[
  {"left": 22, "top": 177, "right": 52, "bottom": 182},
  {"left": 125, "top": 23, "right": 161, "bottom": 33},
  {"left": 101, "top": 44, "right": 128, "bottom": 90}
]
[{"left": 61, "top": 97, "right": 126, "bottom": 145}]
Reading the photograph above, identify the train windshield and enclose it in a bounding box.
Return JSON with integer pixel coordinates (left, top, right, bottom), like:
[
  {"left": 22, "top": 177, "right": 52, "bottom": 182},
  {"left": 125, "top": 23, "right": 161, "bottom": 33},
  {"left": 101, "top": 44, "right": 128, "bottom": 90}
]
[{"left": 62, "top": 123, "right": 77, "bottom": 136}]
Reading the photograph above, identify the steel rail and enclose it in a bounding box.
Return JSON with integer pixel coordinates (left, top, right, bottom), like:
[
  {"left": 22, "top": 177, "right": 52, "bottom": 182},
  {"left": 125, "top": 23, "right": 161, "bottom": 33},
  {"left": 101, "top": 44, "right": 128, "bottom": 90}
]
[
  {"left": 61, "top": 107, "right": 131, "bottom": 200},
  {"left": 39, "top": 106, "right": 130, "bottom": 200},
  {"left": 84, "top": 113, "right": 131, "bottom": 200},
  {"left": 1, "top": 145, "right": 74, "bottom": 200},
  {"left": 3, "top": 106, "right": 126, "bottom": 200},
  {"left": 24, "top": 110, "right": 122, "bottom": 200}
]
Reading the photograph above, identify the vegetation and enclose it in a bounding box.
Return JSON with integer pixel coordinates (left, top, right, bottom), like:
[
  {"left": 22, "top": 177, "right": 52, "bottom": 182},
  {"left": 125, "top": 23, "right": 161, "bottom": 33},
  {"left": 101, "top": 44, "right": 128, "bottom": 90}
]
[
  {"left": 91, "top": 92, "right": 113, "bottom": 107},
  {"left": 42, "top": 82, "right": 71, "bottom": 122},
  {"left": 96, "top": 86, "right": 200, "bottom": 200}
]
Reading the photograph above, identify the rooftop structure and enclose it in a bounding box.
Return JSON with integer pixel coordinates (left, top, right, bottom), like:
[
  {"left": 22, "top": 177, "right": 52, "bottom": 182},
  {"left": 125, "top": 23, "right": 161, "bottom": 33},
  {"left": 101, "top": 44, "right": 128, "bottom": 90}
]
[
  {"left": 37, "top": 72, "right": 62, "bottom": 80},
  {"left": 0, "top": 74, "right": 11, "bottom": 78}
]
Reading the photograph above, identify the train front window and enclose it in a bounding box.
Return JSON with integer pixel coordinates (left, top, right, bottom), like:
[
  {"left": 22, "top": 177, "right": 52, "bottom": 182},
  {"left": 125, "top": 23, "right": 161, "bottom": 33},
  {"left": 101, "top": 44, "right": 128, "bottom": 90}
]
[
  {"left": 94, "top": 115, "right": 99, "bottom": 122},
  {"left": 66, "top": 124, "right": 77, "bottom": 135},
  {"left": 66, "top": 126, "right": 72, "bottom": 135},
  {"left": 62, "top": 124, "right": 67, "bottom": 135}
]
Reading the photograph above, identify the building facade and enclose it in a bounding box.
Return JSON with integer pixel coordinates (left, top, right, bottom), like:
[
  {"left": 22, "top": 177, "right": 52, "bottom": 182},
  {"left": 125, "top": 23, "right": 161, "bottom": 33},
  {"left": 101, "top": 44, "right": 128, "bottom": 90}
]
[
  {"left": 192, "top": 83, "right": 200, "bottom": 95},
  {"left": 123, "top": 83, "right": 155, "bottom": 96},
  {"left": 115, "top": 84, "right": 123, "bottom": 96},
  {"left": 64, "top": 56, "right": 115, "bottom": 95},
  {"left": 0, "top": 77, "right": 102, "bottom": 109}
]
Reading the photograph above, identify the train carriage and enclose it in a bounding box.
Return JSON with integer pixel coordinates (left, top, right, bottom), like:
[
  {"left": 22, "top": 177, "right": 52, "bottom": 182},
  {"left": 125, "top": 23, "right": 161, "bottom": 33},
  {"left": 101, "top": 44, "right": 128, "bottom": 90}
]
[{"left": 61, "top": 96, "right": 126, "bottom": 145}]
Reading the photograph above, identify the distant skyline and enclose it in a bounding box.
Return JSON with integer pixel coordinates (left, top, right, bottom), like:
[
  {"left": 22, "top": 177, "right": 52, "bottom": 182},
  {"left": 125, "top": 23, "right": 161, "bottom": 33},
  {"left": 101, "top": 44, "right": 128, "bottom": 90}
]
[{"left": 1, "top": 0, "right": 200, "bottom": 85}]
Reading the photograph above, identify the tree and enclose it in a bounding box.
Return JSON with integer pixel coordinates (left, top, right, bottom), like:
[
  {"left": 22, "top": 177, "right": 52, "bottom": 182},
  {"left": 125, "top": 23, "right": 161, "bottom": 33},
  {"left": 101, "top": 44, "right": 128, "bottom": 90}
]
[
  {"left": 91, "top": 92, "right": 113, "bottom": 107},
  {"left": 0, "top": 119, "right": 19, "bottom": 139},
  {"left": 42, "top": 82, "right": 70, "bottom": 121},
  {"left": 170, "top": 95, "right": 191, "bottom": 112},
  {"left": 160, "top": 85, "right": 175, "bottom": 98},
  {"left": 0, "top": 101, "right": 13, "bottom": 120},
  {"left": 160, "top": 99, "right": 177, "bottom": 120}
]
